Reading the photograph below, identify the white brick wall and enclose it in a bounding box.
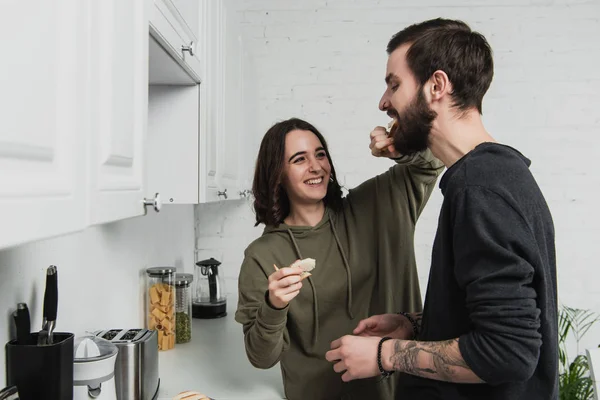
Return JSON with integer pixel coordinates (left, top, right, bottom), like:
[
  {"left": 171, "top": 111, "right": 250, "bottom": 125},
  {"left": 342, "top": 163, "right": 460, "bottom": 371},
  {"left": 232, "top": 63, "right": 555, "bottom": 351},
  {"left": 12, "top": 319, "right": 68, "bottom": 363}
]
[{"left": 197, "top": 0, "right": 600, "bottom": 355}]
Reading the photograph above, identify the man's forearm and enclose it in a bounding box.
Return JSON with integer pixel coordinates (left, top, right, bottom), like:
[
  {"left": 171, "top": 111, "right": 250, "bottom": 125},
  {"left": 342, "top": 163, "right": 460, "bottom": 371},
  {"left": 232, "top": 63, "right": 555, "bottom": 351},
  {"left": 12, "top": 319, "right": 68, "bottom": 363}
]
[{"left": 383, "top": 337, "right": 484, "bottom": 383}]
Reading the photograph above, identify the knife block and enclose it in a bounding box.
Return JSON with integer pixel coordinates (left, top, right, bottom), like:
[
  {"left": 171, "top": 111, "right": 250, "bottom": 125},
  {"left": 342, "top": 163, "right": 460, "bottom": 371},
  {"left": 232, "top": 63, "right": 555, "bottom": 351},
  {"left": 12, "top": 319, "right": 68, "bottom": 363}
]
[{"left": 5, "top": 332, "right": 74, "bottom": 400}]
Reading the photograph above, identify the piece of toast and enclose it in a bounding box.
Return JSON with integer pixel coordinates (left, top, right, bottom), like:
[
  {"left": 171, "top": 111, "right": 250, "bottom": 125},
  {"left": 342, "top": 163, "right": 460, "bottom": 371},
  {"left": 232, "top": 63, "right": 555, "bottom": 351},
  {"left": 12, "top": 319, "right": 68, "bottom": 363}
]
[
  {"left": 172, "top": 391, "right": 211, "bottom": 400},
  {"left": 386, "top": 118, "right": 397, "bottom": 136},
  {"left": 274, "top": 258, "right": 316, "bottom": 280},
  {"left": 296, "top": 257, "right": 315, "bottom": 280}
]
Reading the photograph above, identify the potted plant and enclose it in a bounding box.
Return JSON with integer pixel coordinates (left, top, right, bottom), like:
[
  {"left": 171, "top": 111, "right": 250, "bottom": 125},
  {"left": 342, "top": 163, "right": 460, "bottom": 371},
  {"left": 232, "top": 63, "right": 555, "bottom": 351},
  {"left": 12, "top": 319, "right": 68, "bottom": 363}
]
[{"left": 559, "top": 305, "right": 599, "bottom": 400}]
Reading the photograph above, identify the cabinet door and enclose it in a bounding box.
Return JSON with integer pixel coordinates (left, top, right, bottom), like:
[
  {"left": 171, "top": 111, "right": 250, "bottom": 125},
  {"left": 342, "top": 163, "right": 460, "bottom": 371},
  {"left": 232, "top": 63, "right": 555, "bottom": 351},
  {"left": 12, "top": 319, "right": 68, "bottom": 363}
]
[
  {"left": 198, "top": 0, "right": 224, "bottom": 203},
  {"left": 218, "top": 9, "right": 242, "bottom": 196},
  {"left": 150, "top": 0, "right": 203, "bottom": 83},
  {"left": 89, "top": 0, "right": 149, "bottom": 224},
  {"left": 0, "top": 0, "right": 87, "bottom": 249},
  {"left": 239, "top": 42, "right": 258, "bottom": 198},
  {"left": 170, "top": 0, "right": 200, "bottom": 40},
  {"left": 147, "top": 84, "right": 200, "bottom": 204}
]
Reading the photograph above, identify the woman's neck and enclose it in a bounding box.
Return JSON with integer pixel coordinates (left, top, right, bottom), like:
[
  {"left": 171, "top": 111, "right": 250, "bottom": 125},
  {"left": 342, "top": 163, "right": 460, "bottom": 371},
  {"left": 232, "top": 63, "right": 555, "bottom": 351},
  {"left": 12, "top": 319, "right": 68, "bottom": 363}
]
[{"left": 284, "top": 201, "right": 325, "bottom": 227}]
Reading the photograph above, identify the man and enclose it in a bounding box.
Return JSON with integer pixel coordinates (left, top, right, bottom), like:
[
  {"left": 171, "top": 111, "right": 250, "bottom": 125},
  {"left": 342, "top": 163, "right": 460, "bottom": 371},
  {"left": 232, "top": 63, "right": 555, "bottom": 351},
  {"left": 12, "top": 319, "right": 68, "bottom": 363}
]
[{"left": 325, "top": 18, "right": 558, "bottom": 400}]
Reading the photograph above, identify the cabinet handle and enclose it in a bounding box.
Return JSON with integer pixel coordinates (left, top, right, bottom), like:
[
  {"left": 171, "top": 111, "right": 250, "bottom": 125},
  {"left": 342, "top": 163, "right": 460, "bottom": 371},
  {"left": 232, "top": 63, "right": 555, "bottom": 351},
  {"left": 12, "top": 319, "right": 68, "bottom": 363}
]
[
  {"left": 182, "top": 42, "right": 195, "bottom": 57},
  {"left": 143, "top": 193, "right": 162, "bottom": 214},
  {"left": 239, "top": 189, "right": 251, "bottom": 198},
  {"left": 217, "top": 189, "right": 228, "bottom": 200}
]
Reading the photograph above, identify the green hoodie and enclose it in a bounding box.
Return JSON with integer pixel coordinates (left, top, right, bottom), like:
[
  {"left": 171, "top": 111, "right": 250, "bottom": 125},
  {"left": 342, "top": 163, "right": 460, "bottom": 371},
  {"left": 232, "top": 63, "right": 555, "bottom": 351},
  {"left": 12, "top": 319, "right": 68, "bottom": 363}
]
[{"left": 235, "top": 150, "right": 444, "bottom": 400}]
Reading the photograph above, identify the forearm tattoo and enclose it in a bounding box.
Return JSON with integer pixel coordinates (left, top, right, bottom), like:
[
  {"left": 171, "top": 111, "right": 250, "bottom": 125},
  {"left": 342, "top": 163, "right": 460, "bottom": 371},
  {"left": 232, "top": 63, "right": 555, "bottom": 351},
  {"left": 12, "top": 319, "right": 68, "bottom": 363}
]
[{"left": 390, "top": 338, "right": 481, "bottom": 383}]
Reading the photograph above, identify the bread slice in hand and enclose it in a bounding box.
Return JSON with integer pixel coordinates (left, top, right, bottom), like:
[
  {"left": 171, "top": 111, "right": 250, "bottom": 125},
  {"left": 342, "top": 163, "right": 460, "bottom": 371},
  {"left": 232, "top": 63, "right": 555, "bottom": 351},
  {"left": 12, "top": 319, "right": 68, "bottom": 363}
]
[
  {"left": 274, "top": 258, "right": 316, "bottom": 280},
  {"left": 295, "top": 258, "right": 315, "bottom": 280},
  {"left": 386, "top": 118, "right": 397, "bottom": 136}
]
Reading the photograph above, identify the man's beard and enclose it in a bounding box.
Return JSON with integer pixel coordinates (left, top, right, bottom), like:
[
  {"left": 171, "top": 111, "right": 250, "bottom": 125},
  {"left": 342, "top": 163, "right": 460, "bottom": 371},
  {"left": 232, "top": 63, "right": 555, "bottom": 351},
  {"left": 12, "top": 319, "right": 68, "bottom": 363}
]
[{"left": 390, "top": 88, "right": 437, "bottom": 156}]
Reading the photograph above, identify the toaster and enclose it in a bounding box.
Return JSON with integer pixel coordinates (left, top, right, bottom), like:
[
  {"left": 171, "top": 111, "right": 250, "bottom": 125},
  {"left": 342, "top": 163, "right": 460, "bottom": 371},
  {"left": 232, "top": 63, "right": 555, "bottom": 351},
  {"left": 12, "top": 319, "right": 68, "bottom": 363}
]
[{"left": 95, "top": 329, "right": 160, "bottom": 400}]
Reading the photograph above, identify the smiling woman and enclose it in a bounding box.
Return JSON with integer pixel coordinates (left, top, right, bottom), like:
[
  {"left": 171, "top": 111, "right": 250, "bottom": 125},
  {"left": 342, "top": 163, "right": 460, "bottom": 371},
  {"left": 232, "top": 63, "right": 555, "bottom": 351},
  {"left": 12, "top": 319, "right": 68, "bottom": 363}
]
[{"left": 234, "top": 117, "right": 444, "bottom": 400}]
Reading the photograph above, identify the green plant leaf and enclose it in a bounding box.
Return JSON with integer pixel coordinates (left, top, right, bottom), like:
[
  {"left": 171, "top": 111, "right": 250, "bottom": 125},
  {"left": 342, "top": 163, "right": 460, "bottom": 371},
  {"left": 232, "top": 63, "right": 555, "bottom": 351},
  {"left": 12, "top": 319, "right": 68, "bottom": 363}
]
[{"left": 558, "top": 305, "right": 599, "bottom": 400}]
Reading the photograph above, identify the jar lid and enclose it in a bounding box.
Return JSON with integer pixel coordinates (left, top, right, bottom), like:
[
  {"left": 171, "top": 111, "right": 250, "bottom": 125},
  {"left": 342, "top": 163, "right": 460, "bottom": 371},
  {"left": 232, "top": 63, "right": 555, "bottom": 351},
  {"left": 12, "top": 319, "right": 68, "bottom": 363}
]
[
  {"left": 146, "top": 266, "right": 176, "bottom": 277},
  {"left": 175, "top": 273, "right": 193, "bottom": 287},
  {"left": 195, "top": 258, "right": 221, "bottom": 267}
]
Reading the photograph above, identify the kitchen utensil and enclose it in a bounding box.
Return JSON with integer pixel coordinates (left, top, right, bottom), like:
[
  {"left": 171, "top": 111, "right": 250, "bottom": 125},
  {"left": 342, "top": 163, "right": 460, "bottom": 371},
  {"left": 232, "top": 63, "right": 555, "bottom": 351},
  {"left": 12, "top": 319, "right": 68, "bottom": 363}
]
[
  {"left": 73, "top": 335, "right": 118, "bottom": 400},
  {"left": 0, "top": 386, "right": 19, "bottom": 400},
  {"left": 94, "top": 329, "right": 160, "bottom": 400},
  {"left": 192, "top": 258, "right": 226, "bottom": 319},
  {"left": 146, "top": 267, "right": 176, "bottom": 350},
  {"left": 13, "top": 303, "right": 30, "bottom": 345},
  {"left": 174, "top": 273, "right": 193, "bottom": 344},
  {"left": 38, "top": 265, "right": 58, "bottom": 346}
]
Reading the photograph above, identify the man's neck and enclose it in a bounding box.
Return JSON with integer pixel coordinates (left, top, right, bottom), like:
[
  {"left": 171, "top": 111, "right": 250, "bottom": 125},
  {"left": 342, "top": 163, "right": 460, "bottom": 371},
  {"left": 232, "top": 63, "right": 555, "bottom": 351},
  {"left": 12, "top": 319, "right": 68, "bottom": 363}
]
[
  {"left": 285, "top": 202, "right": 325, "bottom": 227},
  {"left": 428, "top": 109, "right": 496, "bottom": 168}
]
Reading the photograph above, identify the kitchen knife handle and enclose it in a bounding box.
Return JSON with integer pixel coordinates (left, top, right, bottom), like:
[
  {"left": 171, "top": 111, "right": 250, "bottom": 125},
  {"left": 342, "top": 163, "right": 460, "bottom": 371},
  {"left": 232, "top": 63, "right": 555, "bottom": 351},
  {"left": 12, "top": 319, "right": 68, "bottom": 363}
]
[
  {"left": 43, "top": 265, "right": 58, "bottom": 322},
  {"left": 13, "top": 303, "right": 30, "bottom": 345}
]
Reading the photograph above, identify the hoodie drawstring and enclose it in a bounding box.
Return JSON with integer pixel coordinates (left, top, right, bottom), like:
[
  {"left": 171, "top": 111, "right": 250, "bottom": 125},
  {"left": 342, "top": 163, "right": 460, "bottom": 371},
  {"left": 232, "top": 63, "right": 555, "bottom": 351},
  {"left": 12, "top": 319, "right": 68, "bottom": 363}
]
[
  {"left": 330, "top": 217, "right": 354, "bottom": 319},
  {"left": 285, "top": 215, "right": 354, "bottom": 348},
  {"left": 286, "top": 228, "right": 320, "bottom": 346}
]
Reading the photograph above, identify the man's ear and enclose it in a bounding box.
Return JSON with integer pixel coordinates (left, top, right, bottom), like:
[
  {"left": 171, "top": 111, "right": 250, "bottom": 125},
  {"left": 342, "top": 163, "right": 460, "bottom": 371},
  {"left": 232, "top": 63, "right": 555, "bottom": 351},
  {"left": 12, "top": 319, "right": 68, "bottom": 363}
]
[{"left": 430, "top": 70, "right": 451, "bottom": 101}]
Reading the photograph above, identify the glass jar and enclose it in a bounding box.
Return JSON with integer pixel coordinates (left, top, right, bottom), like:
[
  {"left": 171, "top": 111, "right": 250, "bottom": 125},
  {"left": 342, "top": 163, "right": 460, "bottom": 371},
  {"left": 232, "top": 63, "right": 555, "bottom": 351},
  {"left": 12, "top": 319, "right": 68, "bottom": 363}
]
[
  {"left": 146, "top": 266, "right": 176, "bottom": 351},
  {"left": 175, "top": 273, "right": 193, "bottom": 344}
]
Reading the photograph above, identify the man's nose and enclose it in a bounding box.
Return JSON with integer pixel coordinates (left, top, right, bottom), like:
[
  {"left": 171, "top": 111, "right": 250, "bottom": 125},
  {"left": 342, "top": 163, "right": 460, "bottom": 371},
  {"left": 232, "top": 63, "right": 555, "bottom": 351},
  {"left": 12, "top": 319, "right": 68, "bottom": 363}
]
[{"left": 379, "top": 93, "right": 389, "bottom": 111}]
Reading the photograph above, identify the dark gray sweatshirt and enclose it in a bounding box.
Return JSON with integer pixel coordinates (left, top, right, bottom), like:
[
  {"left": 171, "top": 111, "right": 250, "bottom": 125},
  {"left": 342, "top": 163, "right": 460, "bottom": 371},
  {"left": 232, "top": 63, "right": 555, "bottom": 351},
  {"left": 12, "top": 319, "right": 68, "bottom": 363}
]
[{"left": 398, "top": 143, "right": 558, "bottom": 399}]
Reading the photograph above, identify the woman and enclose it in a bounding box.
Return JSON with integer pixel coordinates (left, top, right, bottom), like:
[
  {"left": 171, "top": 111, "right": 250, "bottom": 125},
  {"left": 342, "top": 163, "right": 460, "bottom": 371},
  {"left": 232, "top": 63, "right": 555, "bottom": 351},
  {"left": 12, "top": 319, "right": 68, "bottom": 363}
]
[{"left": 234, "top": 117, "right": 443, "bottom": 400}]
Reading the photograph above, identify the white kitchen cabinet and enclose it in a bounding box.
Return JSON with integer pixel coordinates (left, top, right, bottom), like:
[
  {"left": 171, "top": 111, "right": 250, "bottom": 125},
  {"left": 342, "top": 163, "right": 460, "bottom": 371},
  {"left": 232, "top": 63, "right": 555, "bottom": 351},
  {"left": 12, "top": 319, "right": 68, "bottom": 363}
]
[
  {"left": 147, "top": 44, "right": 200, "bottom": 205},
  {"left": 0, "top": 0, "right": 257, "bottom": 249},
  {"left": 150, "top": 0, "right": 203, "bottom": 84},
  {"left": 239, "top": 43, "right": 259, "bottom": 197},
  {"left": 146, "top": 0, "right": 225, "bottom": 204},
  {"left": 202, "top": 0, "right": 253, "bottom": 202},
  {"left": 88, "top": 0, "right": 151, "bottom": 224},
  {"left": 200, "top": 0, "right": 225, "bottom": 202},
  {"left": 147, "top": 0, "right": 255, "bottom": 204},
  {"left": 0, "top": 0, "right": 88, "bottom": 250},
  {"left": 147, "top": 84, "right": 199, "bottom": 205},
  {"left": 218, "top": 14, "right": 242, "bottom": 196}
]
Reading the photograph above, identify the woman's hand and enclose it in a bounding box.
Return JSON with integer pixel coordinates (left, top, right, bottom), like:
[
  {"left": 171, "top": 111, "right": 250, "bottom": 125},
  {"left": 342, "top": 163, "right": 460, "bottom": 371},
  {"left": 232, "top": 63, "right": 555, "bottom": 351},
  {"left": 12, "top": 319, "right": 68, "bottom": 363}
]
[{"left": 267, "top": 262, "right": 305, "bottom": 309}]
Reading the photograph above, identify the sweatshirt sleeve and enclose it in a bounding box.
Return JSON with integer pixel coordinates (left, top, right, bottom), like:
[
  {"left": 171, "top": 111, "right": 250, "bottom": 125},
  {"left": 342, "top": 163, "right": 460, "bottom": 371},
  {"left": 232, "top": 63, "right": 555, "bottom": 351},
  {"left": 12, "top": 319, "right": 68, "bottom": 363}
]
[
  {"left": 390, "top": 149, "right": 445, "bottom": 223},
  {"left": 346, "top": 149, "right": 444, "bottom": 225},
  {"left": 453, "top": 186, "right": 543, "bottom": 384},
  {"left": 234, "top": 252, "right": 290, "bottom": 369}
]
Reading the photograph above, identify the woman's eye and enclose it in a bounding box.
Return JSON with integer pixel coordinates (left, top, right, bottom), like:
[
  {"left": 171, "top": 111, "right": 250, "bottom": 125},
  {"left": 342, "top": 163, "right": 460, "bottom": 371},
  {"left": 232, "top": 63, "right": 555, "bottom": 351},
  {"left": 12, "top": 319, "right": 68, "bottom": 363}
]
[
  {"left": 316, "top": 152, "right": 326, "bottom": 159},
  {"left": 293, "top": 157, "right": 305, "bottom": 164},
  {"left": 391, "top": 84, "right": 399, "bottom": 92}
]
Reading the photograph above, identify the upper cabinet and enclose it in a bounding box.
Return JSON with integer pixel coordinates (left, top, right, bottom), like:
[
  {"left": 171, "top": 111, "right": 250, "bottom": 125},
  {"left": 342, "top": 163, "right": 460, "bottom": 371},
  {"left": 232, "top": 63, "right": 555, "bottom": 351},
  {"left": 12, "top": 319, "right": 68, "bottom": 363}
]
[
  {"left": 200, "top": 0, "right": 225, "bottom": 203},
  {"left": 146, "top": 0, "right": 255, "bottom": 205},
  {"left": 0, "top": 0, "right": 88, "bottom": 249},
  {"left": 149, "top": 0, "right": 202, "bottom": 83},
  {"left": 88, "top": 0, "right": 150, "bottom": 225},
  {"left": 0, "top": 0, "right": 257, "bottom": 250},
  {"left": 218, "top": 8, "right": 242, "bottom": 197},
  {"left": 202, "top": 0, "right": 254, "bottom": 202}
]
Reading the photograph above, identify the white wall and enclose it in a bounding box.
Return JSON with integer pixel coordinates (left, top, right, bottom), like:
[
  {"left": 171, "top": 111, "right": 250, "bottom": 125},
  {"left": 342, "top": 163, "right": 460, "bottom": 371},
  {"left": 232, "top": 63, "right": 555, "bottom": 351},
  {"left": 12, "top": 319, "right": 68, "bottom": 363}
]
[
  {"left": 0, "top": 205, "right": 195, "bottom": 383},
  {"left": 197, "top": 0, "right": 600, "bottom": 357}
]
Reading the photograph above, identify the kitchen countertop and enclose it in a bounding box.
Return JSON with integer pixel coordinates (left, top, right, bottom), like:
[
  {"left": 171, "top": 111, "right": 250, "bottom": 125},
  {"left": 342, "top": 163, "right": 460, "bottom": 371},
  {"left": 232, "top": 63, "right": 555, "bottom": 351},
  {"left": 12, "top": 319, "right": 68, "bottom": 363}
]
[{"left": 156, "top": 296, "right": 285, "bottom": 400}]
